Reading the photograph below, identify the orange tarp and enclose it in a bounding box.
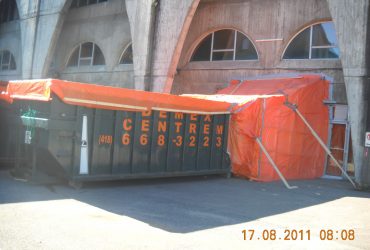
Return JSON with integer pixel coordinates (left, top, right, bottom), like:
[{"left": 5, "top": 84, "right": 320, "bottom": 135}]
[
  {"left": 1, "top": 79, "right": 232, "bottom": 114},
  {"left": 188, "top": 74, "right": 329, "bottom": 181},
  {"left": 226, "top": 74, "right": 329, "bottom": 181},
  {"left": 0, "top": 82, "right": 12, "bottom": 103}
]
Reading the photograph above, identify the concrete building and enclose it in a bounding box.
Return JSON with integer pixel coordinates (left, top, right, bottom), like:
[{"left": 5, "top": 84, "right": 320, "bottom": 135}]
[{"left": 0, "top": 0, "right": 369, "bottom": 187}]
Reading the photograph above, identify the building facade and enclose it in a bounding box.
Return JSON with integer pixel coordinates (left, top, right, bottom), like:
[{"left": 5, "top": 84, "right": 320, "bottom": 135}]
[{"left": 0, "top": 0, "right": 369, "bottom": 187}]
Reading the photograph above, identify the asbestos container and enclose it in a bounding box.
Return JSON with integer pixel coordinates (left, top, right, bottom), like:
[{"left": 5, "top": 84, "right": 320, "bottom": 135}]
[{"left": 1, "top": 79, "right": 231, "bottom": 185}]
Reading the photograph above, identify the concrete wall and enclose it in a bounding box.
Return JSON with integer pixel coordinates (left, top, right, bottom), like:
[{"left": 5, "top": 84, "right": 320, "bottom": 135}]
[
  {"left": 172, "top": 0, "right": 346, "bottom": 104},
  {"left": 53, "top": 0, "right": 134, "bottom": 88},
  {"left": 1, "top": 0, "right": 346, "bottom": 95}
]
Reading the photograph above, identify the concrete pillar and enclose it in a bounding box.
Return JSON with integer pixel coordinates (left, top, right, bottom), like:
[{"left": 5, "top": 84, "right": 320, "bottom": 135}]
[
  {"left": 125, "top": 0, "right": 156, "bottom": 91},
  {"left": 151, "top": 0, "right": 200, "bottom": 93},
  {"left": 17, "top": 0, "right": 67, "bottom": 79},
  {"left": 327, "top": 0, "right": 370, "bottom": 187},
  {"left": 17, "top": 0, "right": 39, "bottom": 79}
]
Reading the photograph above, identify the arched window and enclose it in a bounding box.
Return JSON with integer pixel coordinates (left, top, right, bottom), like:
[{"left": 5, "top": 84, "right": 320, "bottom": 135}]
[
  {"left": 67, "top": 42, "right": 105, "bottom": 67},
  {"left": 0, "top": 50, "right": 16, "bottom": 71},
  {"left": 283, "top": 21, "right": 339, "bottom": 59},
  {"left": 0, "top": 0, "right": 19, "bottom": 24},
  {"left": 119, "top": 43, "right": 133, "bottom": 64},
  {"left": 191, "top": 29, "right": 258, "bottom": 62},
  {"left": 70, "top": 0, "right": 107, "bottom": 8}
]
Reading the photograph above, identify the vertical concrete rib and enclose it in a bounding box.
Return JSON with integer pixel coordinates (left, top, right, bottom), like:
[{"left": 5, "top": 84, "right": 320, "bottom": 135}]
[
  {"left": 150, "top": 0, "right": 200, "bottom": 93},
  {"left": 125, "top": 0, "right": 157, "bottom": 91},
  {"left": 18, "top": 0, "right": 68, "bottom": 79},
  {"left": 327, "top": 0, "right": 370, "bottom": 187}
]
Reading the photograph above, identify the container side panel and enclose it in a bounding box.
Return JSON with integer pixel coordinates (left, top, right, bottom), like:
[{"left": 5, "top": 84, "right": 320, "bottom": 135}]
[
  {"left": 49, "top": 129, "right": 74, "bottom": 176},
  {"left": 49, "top": 97, "right": 76, "bottom": 176},
  {"left": 0, "top": 101, "right": 18, "bottom": 166},
  {"left": 112, "top": 111, "right": 136, "bottom": 174},
  {"left": 210, "top": 115, "right": 225, "bottom": 170},
  {"left": 149, "top": 111, "right": 169, "bottom": 173},
  {"left": 132, "top": 111, "right": 152, "bottom": 173},
  {"left": 182, "top": 114, "right": 200, "bottom": 171},
  {"left": 222, "top": 115, "right": 230, "bottom": 169},
  {"left": 50, "top": 95, "right": 76, "bottom": 120},
  {"left": 91, "top": 110, "right": 115, "bottom": 175},
  {"left": 166, "top": 112, "right": 185, "bottom": 172},
  {"left": 196, "top": 115, "right": 213, "bottom": 170}
]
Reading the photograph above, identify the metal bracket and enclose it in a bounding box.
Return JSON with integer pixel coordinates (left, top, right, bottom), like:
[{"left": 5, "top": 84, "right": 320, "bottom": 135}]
[{"left": 284, "top": 101, "right": 298, "bottom": 112}]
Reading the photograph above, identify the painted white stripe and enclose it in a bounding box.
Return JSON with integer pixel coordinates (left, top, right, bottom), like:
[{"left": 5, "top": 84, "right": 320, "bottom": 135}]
[
  {"left": 79, "top": 115, "right": 89, "bottom": 175},
  {"left": 63, "top": 97, "right": 147, "bottom": 111},
  {"left": 20, "top": 116, "right": 49, "bottom": 122},
  {"left": 10, "top": 94, "right": 50, "bottom": 101},
  {"left": 152, "top": 107, "right": 230, "bottom": 115},
  {"left": 256, "top": 38, "right": 283, "bottom": 42},
  {"left": 64, "top": 97, "right": 230, "bottom": 114}
]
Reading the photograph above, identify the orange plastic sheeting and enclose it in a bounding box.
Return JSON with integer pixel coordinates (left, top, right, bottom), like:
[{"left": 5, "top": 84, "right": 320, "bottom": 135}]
[
  {"left": 191, "top": 74, "right": 329, "bottom": 181},
  {"left": 3, "top": 79, "right": 232, "bottom": 114},
  {"left": 0, "top": 82, "right": 12, "bottom": 103}
]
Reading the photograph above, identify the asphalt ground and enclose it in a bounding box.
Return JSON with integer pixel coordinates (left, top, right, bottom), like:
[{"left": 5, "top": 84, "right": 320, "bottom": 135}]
[{"left": 0, "top": 169, "right": 369, "bottom": 250}]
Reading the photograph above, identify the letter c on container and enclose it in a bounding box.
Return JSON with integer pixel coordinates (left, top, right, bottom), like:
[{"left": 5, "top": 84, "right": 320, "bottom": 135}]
[{"left": 123, "top": 118, "right": 132, "bottom": 131}]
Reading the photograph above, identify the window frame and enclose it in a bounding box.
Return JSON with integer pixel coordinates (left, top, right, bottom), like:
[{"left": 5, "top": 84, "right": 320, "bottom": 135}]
[
  {"left": 282, "top": 21, "right": 340, "bottom": 60},
  {"left": 119, "top": 43, "right": 133, "bottom": 65},
  {"left": 210, "top": 30, "right": 236, "bottom": 61},
  {"left": 0, "top": 50, "right": 16, "bottom": 71},
  {"left": 70, "top": 0, "right": 108, "bottom": 9},
  {"left": 79, "top": 42, "right": 94, "bottom": 66},
  {"left": 0, "top": 0, "right": 19, "bottom": 24},
  {"left": 190, "top": 29, "right": 259, "bottom": 62},
  {"left": 67, "top": 42, "right": 105, "bottom": 68}
]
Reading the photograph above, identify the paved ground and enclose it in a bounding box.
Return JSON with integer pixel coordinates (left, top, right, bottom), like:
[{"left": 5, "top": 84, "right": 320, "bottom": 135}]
[{"left": 0, "top": 169, "right": 369, "bottom": 250}]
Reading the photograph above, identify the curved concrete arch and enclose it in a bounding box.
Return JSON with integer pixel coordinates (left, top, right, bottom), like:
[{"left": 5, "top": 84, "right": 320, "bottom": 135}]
[
  {"left": 160, "top": 0, "right": 201, "bottom": 93},
  {"left": 125, "top": 0, "right": 200, "bottom": 91},
  {"left": 158, "top": 0, "right": 200, "bottom": 93}
]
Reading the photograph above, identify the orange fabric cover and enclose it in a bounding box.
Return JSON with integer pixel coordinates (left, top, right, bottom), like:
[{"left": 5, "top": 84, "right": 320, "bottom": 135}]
[
  {"left": 2, "top": 79, "right": 232, "bottom": 114},
  {"left": 0, "top": 82, "right": 12, "bottom": 103},
  {"left": 218, "top": 74, "right": 329, "bottom": 181}
]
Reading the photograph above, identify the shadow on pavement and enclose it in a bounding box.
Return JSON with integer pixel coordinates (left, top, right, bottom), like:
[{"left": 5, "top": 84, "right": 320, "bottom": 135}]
[{"left": 0, "top": 169, "right": 368, "bottom": 233}]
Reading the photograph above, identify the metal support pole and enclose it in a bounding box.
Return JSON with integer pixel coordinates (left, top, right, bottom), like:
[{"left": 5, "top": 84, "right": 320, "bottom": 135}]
[
  {"left": 284, "top": 102, "right": 358, "bottom": 189},
  {"left": 255, "top": 137, "right": 298, "bottom": 190}
]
